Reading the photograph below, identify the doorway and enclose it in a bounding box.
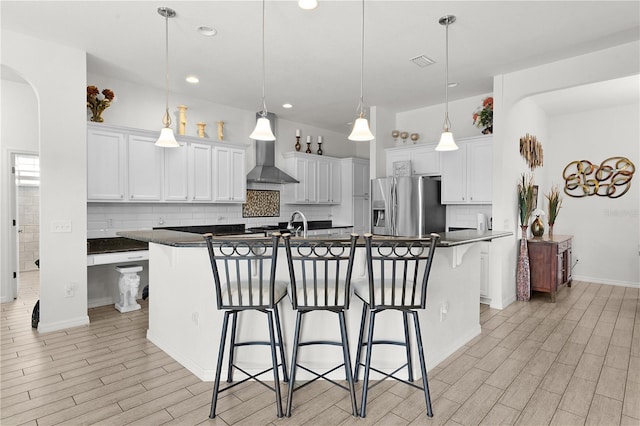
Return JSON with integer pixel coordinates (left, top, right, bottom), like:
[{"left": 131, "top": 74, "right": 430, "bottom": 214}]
[{"left": 11, "top": 153, "right": 40, "bottom": 300}]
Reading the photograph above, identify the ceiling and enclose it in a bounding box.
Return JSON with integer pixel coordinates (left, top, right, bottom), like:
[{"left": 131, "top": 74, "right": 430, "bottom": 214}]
[{"left": 2, "top": 1, "right": 639, "bottom": 134}]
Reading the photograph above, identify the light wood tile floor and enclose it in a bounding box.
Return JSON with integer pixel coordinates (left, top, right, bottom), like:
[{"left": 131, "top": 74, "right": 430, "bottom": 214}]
[{"left": 1, "top": 271, "right": 639, "bottom": 425}]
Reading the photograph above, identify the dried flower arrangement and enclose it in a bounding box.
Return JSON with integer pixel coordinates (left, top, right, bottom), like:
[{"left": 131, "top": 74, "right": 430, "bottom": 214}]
[
  {"left": 518, "top": 173, "right": 535, "bottom": 227},
  {"left": 545, "top": 185, "right": 563, "bottom": 235},
  {"left": 87, "top": 85, "right": 115, "bottom": 122}
]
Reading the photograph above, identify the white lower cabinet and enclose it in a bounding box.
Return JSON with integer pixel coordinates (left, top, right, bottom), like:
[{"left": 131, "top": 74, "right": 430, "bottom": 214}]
[
  {"left": 480, "top": 242, "right": 490, "bottom": 302},
  {"left": 213, "top": 147, "right": 246, "bottom": 202}
]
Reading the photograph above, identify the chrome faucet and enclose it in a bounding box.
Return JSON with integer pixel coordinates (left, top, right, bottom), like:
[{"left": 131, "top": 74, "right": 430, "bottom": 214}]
[{"left": 287, "top": 210, "right": 308, "bottom": 238}]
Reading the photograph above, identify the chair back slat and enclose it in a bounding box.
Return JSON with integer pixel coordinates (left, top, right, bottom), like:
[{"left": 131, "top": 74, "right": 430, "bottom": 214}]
[
  {"left": 204, "top": 234, "right": 281, "bottom": 309},
  {"left": 364, "top": 234, "right": 440, "bottom": 309},
  {"left": 284, "top": 234, "right": 358, "bottom": 310}
]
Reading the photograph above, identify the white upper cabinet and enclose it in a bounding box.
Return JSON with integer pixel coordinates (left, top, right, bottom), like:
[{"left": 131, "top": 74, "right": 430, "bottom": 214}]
[
  {"left": 164, "top": 141, "right": 189, "bottom": 201},
  {"left": 213, "top": 146, "right": 246, "bottom": 203},
  {"left": 385, "top": 143, "right": 440, "bottom": 177},
  {"left": 87, "top": 123, "right": 247, "bottom": 203},
  {"left": 284, "top": 152, "right": 341, "bottom": 204},
  {"left": 441, "top": 135, "right": 492, "bottom": 204},
  {"left": 190, "top": 143, "right": 213, "bottom": 201},
  {"left": 87, "top": 127, "right": 126, "bottom": 200},
  {"left": 127, "top": 134, "right": 163, "bottom": 201}
]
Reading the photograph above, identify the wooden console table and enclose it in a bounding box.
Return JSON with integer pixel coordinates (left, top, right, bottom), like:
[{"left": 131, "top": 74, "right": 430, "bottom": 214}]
[{"left": 527, "top": 235, "right": 573, "bottom": 302}]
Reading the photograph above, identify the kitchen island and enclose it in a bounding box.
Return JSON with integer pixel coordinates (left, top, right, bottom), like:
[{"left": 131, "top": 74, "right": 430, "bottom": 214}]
[{"left": 118, "top": 229, "right": 511, "bottom": 381}]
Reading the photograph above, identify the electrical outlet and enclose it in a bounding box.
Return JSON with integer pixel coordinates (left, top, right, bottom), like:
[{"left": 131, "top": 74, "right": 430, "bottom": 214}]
[
  {"left": 107, "top": 218, "right": 113, "bottom": 228},
  {"left": 51, "top": 220, "right": 72, "bottom": 233},
  {"left": 439, "top": 301, "right": 449, "bottom": 322},
  {"left": 64, "top": 283, "right": 75, "bottom": 297},
  {"left": 158, "top": 217, "right": 164, "bottom": 225}
]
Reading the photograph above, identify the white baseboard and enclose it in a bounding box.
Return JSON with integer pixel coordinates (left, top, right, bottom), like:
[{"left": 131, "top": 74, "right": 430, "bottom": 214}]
[
  {"left": 38, "top": 315, "right": 90, "bottom": 333},
  {"left": 572, "top": 275, "right": 639, "bottom": 288}
]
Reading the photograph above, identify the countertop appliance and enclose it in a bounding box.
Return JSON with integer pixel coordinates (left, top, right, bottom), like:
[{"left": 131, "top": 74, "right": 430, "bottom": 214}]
[{"left": 371, "top": 176, "right": 446, "bottom": 237}]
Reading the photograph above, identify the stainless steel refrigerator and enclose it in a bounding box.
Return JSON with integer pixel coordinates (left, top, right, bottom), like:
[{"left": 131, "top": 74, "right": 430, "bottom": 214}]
[{"left": 371, "top": 176, "right": 446, "bottom": 237}]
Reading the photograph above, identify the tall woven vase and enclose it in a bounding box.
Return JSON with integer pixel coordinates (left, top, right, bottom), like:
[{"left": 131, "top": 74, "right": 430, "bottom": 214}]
[{"left": 516, "top": 225, "right": 531, "bottom": 301}]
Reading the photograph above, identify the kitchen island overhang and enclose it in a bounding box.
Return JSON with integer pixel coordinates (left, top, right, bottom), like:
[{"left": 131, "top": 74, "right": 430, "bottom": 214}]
[{"left": 118, "top": 229, "right": 511, "bottom": 381}]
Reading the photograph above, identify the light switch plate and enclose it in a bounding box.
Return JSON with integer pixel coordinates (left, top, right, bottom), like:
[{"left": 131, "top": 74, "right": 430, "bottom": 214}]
[{"left": 51, "top": 220, "right": 72, "bottom": 233}]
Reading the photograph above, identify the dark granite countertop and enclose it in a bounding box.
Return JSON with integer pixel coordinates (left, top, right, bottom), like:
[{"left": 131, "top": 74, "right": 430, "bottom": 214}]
[
  {"left": 117, "top": 229, "right": 512, "bottom": 248},
  {"left": 87, "top": 237, "right": 149, "bottom": 255}
]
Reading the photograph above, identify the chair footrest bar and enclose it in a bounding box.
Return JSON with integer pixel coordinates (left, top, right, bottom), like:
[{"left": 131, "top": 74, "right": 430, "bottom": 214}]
[{"left": 298, "top": 340, "right": 343, "bottom": 347}]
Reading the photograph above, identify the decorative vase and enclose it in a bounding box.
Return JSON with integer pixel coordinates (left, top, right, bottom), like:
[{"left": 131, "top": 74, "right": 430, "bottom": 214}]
[
  {"left": 295, "top": 136, "right": 301, "bottom": 152},
  {"left": 317, "top": 142, "right": 323, "bottom": 155},
  {"left": 216, "top": 121, "right": 225, "bottom": 140},
  {"left": 516, "top": 225, "right": 531, "bottom": 301},
  {"left": 305, "top": 142, "right": 312, "bottom": 154},
  {"left": 90, "top": 109, "right": 104, "bottom": 122},
  {"left": 531, "top": 216, "right": 544, "bottom": 237},
  {"left": 482, "top": 126, "right": 493, "bottom": 135},
  {"left": 548, "top": 224, "right": 554, "bottom": 238}
]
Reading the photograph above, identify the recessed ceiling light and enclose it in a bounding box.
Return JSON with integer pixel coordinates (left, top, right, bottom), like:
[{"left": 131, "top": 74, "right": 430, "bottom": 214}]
[
  {"left": 282, "top": 103, "right": 293, "bottom": 109},
  {"left": 448, "top": 82, "right": 458, "bottom": 88},
  {"left": 197, "top": 26, "right": 217, "bottom": 36},
  {"left": 298, "top": 0, "right": 318, "bottom": 10},
  {"left": 186, "top": 75, "right": 200, "bottom": 84}
]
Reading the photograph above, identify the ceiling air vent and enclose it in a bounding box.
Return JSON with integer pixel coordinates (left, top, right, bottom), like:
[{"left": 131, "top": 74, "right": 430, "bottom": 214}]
[{"left": 410, "top": 55, "right": 436, "bottom": 68}]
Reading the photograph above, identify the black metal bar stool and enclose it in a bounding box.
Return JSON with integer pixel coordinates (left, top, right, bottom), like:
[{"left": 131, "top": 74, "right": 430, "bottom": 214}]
[
  {"left": 282, "top": 233, "right": 359, "bottom": 417},
  {"left": 353, "top": 233, "right": 440, "bottom": 418},
  {"left": 204, "top": 233, "right": 288, "bottom": 419}
]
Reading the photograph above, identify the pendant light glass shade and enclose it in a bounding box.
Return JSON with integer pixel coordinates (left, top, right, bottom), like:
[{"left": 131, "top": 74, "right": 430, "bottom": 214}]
[
  {"left": 435, "top": 14, "right": 458, "bottom": 152},
  {"left": 348, "top": 0, "right": 374, "bottom": 142},
  {"left": 349, "top": 115, "right": 375, "bottom": 141},
  {"left": 156, "top": 126, "right": 178, "bottom": 147},
  {"left": 250, "top": 116, "right": 276, "bottom": 141},
  {"left": 155, "top": 7, "right": 179, "bottom": 148},
  {"left": 298, "top": 0, "right": 318, "bottom": 10},
  {"left": 437, "top": 131, "right": 457, "bottom": 151}
]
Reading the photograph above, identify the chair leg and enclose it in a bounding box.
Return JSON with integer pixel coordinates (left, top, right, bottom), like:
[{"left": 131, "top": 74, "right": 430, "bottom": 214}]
[
  {"left": 210, "top": 311, "right": 231, "bottom": 419},
  {"left": 359, "top": 309, "right": 377, "bottom": 418},
  {"left": 226, "top": 311, "right": 238, "bottom": 383},
  {"left": 286, "top": 311, "right": 304, "bottom": 417},
  {"left": 353, "top": 302, "right": 369, "bottom": 383},
  {"left": 338, "top": 310, "right": 358, "bottom": 416},
  {"left": 403, "top": 311, "right": 414, "bottom": 382},
  {"left": 266, "top": 310, "right": 283, "bottom": 418},
  {"left": 411, "top": 311, "right": 433, "bottom": 418},
  {"left": 273, "top": 303, "right": 289, "bottom": 383}
]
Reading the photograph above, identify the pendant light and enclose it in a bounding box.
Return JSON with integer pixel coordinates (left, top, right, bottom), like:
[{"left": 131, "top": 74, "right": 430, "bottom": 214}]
[
  {"left": 348, "top": 0, "right": 374, "bottom": 142},
  {"left": 250, "top": 0, "right": 276, "bottom": 141},
  {"left": 436, "top": 15, "right": 458, "bottom": 152},
  {"left": 155, "top": 7, "right": 179, "bottom": 148}
]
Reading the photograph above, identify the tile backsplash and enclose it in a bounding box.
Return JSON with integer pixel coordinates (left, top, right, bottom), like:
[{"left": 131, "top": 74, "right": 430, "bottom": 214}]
[
  {"left": 88, "top": 187, "right": 334, "bottom": 238},
  {"left": 446, "top": 204, "right": 493, "bottom": 230}
]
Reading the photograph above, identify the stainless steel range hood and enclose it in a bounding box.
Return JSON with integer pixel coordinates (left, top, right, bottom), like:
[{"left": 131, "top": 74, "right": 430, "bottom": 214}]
[
  {"left": 246, "top": 112, "right": 299, "bottom": 184},
  {"left": 246, "top": 140, "right": 299, "bottom": 184}
]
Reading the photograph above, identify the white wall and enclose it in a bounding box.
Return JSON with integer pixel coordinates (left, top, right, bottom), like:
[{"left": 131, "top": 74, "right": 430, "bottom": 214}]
[
  {"left": 87, "top": 73, "right": 362, "bottom": 173},
  {"left": 2, "top": 30, "right": 89, "bottom": 331},
  {"left": 396, "top": 92, "right": 493, "bottom": 143},
  {"left": 489, "top": 40, "right": 640, "bottom": 307},
  {"left": 544, "top": 103, "right": 639, "bottom": 286},
  {"left": 1, "top": 79, "right": 39, "bottom": 301}
]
